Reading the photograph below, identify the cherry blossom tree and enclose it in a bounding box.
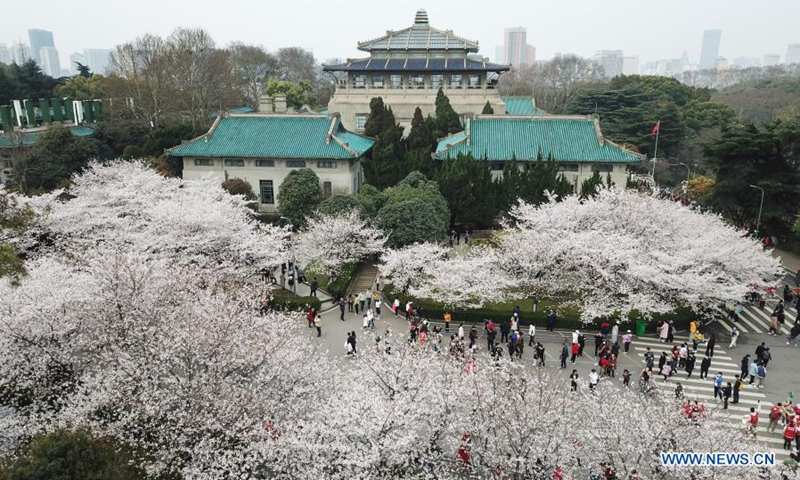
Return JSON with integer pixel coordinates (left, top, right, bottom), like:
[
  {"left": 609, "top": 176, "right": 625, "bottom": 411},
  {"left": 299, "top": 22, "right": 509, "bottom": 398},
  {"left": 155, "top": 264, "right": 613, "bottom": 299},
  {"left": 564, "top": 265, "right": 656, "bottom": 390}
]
[
  {"left": 24, "top": 160, "right": 288, "bottom": 273},
  {"left": 382, "top": 189, "right": 782, "bottom": 320},
  {"left": 295, "top": 209, "right": 387, "bottom": 276}
]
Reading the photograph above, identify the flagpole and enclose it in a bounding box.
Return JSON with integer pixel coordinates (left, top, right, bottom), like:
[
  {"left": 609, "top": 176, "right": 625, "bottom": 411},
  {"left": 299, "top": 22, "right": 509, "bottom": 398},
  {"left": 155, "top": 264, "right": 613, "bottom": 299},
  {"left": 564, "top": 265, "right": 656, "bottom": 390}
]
[{"left": 651, "top": 123, "right": 660, "bottom": 178}]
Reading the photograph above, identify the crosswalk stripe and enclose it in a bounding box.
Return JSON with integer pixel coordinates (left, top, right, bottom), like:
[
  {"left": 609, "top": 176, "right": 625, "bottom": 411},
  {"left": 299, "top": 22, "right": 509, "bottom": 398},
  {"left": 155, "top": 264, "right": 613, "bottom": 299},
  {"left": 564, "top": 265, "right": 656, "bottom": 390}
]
[
  {"left": 632, "top": 339, "right": 731, "bottom": 357},
  {"left": 717, "top": 315, "right": 750, "bottom": 334},
  {"left": 744, "top": 307, "right": 790, "bottom": 335},
  {"left": 733, "top": 309, "right": 765, "bottom": 334}
]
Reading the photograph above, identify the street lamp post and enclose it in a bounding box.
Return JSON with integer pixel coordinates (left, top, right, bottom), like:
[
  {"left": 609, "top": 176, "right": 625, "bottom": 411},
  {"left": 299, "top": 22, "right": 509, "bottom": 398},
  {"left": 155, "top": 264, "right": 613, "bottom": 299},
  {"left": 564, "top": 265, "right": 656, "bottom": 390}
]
[
  {"left": 279, "top": 217, "right": 297, "bottom": 293},
  {"left": 749, "top": 185, "right": 765, "bottom": 235},
  {"left": 678, "top": 162, "right": 691, "bottom": 182}
]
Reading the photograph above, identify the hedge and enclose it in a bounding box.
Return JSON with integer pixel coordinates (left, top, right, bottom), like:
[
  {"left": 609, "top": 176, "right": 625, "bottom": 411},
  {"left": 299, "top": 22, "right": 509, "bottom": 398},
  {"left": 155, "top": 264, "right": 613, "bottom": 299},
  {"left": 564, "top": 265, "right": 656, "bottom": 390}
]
[
  {"left": 307, "top": 262, "right": 359, "bottom": 299},
  {"left": 270, "top": 289, "right": 321, "bottom": 312},
  {"left": 382, "top": 284, "right": 696, "bottom": 333}
]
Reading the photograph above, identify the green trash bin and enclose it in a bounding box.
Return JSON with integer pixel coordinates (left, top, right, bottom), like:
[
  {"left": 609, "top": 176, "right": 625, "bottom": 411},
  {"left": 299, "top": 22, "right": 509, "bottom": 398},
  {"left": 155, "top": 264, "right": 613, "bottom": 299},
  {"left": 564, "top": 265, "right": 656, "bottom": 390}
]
[{"left": 635, "top": 319, "right": 648, "bottom": 338}]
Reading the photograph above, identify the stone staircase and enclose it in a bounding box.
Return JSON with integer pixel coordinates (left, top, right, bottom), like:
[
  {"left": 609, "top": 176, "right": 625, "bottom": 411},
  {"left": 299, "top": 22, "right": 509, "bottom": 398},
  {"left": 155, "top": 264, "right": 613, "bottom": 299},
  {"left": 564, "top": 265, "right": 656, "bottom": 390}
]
[{"left": 348, "top": 263, "right": 379, "bottom": 295}]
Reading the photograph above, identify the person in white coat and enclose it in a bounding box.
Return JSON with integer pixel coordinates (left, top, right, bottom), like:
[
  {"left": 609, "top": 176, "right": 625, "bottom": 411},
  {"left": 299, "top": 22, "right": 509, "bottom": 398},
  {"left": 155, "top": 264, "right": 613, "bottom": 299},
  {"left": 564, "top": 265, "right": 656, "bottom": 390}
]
[
  {"left": 528, "top": 324, "right": 536, "bottom": 346},
  {"left": 572, "top": 330, "right": 580, "bottom": 344},
  {"left": 458, "top": 324, "right": 465, "bottom": 341},
  {"left": 611, "top": 323, "right": 619, "bottom": 345}
]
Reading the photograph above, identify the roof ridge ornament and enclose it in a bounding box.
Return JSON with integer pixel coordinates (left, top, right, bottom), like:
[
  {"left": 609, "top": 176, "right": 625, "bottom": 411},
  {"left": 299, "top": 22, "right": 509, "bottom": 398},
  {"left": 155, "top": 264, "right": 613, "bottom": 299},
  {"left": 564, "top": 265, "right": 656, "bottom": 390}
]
[{"left": 414, "top": 9, "right": 429, "bottom": 25}]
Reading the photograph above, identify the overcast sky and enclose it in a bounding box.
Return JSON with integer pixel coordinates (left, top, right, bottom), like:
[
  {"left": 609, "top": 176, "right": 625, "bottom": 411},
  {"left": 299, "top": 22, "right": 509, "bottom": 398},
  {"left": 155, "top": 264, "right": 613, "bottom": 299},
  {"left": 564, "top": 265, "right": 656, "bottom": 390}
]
[{"left": 4, "top": 0, "right": 799, "bottom": 68}]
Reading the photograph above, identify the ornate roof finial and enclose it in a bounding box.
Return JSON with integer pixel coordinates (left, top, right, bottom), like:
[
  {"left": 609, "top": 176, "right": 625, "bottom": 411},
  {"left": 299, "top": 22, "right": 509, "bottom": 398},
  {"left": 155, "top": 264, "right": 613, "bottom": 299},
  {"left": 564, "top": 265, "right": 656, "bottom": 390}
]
[{"left": 414, "top": 9, "right": 429, "bottom": 25}]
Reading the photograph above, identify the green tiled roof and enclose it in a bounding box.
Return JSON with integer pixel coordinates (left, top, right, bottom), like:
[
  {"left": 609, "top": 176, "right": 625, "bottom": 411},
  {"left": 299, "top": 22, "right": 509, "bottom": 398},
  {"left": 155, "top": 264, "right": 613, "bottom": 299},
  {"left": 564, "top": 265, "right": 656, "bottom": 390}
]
[
  {"left": 167, "top": 115, "right": 374, "bottom": 159},
  {"left": 434, "top": 116, "right": 644, "bottom": 163},
  {"left": 0, "top": 125, "right": 95, "bottom": 148},
  {"left": 357, "top": 11, "right": 479, "bottom": 53},
  {"left": 502, "top": 97, "right": 546, "bottom": 116}
]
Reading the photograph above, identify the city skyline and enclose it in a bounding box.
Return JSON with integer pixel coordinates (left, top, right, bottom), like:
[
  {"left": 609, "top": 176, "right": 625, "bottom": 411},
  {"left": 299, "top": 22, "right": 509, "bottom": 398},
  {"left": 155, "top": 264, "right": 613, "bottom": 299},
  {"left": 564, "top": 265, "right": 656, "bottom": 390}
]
[{"left": 1, "top": 0, "right": 799, "bottom": 73}]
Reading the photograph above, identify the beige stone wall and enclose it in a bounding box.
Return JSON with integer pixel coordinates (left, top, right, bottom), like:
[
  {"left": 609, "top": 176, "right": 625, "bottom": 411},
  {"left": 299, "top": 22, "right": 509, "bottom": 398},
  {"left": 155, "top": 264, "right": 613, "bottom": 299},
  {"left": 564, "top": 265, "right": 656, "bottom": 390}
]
[
  {"left": 485, "top": 162, "right": 630, "bottom": 193},
  {"left": 329, "top": 87, "right": 506, "bottom": 133},
  {"left": 182, "top": 157, "right": 363, "bottom": 213}
]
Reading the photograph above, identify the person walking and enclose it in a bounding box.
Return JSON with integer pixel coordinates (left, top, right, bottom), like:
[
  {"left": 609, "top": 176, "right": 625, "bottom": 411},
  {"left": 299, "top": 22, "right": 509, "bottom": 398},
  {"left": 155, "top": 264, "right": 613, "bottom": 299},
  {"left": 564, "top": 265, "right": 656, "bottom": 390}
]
[
  {"left": 578, "top": 332, "right": 586, "bottom": 357},
  {"left": 659, "top": 321, "right": 669, "bottom": 343},
  {"left": 405, "top": 301, "right": 413, "bottom": 320},
  {"left": 358, "top": 291, "right": 366, "bottom": 313},
  {"left": 571, "top": 342, "right": 579, "bottom": 364},
  {"left": 339, "top": 298, "right": 346, "bottom": 321},
  {"left": 528, "top": 323, "right": 536, "bottom": 346},
  {"left": 705, "top": 334, "right": 716, "bottom": 358},
  {"left": 468, "top": 326, "right": 478, "bottom": 350},
  {"left": 589, "top": 369, "right": 599, "bottom": 391},
  {"left": 756, "top": 363, "right": 767, "bottom": 389},
  {"left": 622, "top": 330, "right": 632, "bottom": 354},
  {"left": 458, "top": 324, "right": 465, "bottom": 341},
  {"left": 560, "top": 342, "right": 569, "bottom": 369},
  {"left": 762, "top": 348, "right": 772, "bottom": 368},
  {"left": 699, "top": 355, "right": 712, "bottom": 379},
  {"left": 444, "top": 311, "right": 451, "bottom": 331},
  {"left": 685, "top": 351, "right": 696, "bottom": 378},
  {"left": 309, "top": 277, "right": 318, "bottom": 297},
  {"left": 741, "top": 354, "right": 751, "bottom": 378},
  {"left": 784, "top": 422, "right": 797, "bottom": 450},
  {"left": 393, "top": 298, "right": 400, "bottom": 317},
  {"left": 748, "top": 360, "right": 759, "bottom": 385},
  {"left": 713, "top": 372, "right": 724, "bottom": 400},
  {"left": 611, "top": 323, "right": 619, "bottom": 345},
  {"left": 722, "top": 382, "right": 732, "bottom": 409},
  {"left": 729, "top": 326, "right": 740, "bottom": 348},
  {"left": 570, "top": 369, "right": 579, "bottom": 391},
  {"left": 306, "top": 307, "right": 316, "bottom": 328},
  {"left": 769, "top": 403, "right": 782, "bottom": 433},
  {"left": 594, "top": 333, "right": 604, "bottom": 357},
  {"left": 314, "top": 314, "right": 322, "bottom": 337},
  {"left": 789, "top": 323, "right": 800, "bottom": 347},
  {"left": 547, "top": 310, "right": 556, "bottom": 332},
  {"left": 500, "top": 320, "right": 510, "bottom": 343},
  {"left": 375, "top": 298, "right": 381, "bottom": 316}
]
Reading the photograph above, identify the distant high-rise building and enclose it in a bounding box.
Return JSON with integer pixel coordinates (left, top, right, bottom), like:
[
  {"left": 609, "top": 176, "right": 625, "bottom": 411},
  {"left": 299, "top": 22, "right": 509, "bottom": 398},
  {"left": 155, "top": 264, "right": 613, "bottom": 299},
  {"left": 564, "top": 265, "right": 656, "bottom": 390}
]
[
  {"left": 503, "top": 27, "right": 535, "bottom": 68},
  {"left": 699, "top": 29, "right": 721, "bottom": 70},
  {"left": 84, "top": 48, "right": 113, "bottom": 74},
  {"left": 495, "top": 45, "right": 503, "bottom": 64},
  {"left": 732, "top": 57, "right": 760, "bottom": 69},
  {"left": 10, "top": 42, "right": 31, "bottom": 64},
  {"left": 763, "top": 54, "right": 781, "bottom": 67},
  {"left": 714, "top": 57, "right": 728, "bottom": 71},
  {"left": 0, "top": 44, "right": 11, "bottom": 64},
  {"left": 69, "top": 52, "right": 87, "bottom": 74},
  {"left": 39, "top": 46, "right": 61, "bottom": 77},
  {"left": 28, "top": 28, "right": 55, "bottom": 66},
  {"left": 622, "top": 56, "right": 639, "bottom": 75},
  {"left": 785, "top": 44, "right": 800, "bottom": 65},
  {"left": 594, "top": 50, "right": 624, "bottom": 77}
]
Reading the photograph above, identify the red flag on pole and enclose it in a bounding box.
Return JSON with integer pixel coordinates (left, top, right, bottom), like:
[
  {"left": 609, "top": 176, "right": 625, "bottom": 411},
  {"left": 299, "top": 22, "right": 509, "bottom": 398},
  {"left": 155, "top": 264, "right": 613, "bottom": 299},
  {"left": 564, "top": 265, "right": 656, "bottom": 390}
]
[{"left": 652, "top": 121, "right": 660, "bottom": 135}]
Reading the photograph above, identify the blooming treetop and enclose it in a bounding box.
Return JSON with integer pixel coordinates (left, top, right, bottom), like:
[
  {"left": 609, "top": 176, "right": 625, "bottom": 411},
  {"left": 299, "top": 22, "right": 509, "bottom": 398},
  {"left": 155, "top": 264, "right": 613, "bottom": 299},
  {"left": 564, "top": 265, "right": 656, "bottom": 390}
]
[
  {"left": 25, "top": 160, "right": 287, "bottom": 273},
  {"left": 295, "top": 209, "right": 387, "bottom": 276},
  {"left": 384, "top": 189, "right": 782, "bottom": 319}
]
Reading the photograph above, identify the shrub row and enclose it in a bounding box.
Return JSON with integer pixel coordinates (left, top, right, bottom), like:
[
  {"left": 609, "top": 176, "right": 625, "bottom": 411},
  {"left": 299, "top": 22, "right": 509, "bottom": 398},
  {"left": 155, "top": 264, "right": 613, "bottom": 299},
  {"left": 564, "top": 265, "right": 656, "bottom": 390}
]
[
  {"left": 270, "top": 289, "right": 321, "bottom": 312},
  {"left": 382, "top": 284, "right": 696, "bottom": 333}
]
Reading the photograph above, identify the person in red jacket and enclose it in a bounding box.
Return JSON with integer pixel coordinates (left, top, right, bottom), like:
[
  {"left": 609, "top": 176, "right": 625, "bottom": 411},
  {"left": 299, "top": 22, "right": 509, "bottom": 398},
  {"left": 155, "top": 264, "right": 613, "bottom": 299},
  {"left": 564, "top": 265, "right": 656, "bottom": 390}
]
[
  {"left": 784, "top": 422, "right": 796, "bottom": 450},
  {"left": 457, "top": 433, "right": 472, "bottom": 466},
  {"left": 571, "top": 342, "right": 579, "bottom": 364}
]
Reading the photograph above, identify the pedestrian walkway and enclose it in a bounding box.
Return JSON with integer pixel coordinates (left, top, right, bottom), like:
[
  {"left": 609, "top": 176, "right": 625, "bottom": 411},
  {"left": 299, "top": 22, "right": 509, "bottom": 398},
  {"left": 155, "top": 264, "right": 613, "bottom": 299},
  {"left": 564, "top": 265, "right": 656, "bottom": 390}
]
[
  {"left": 630, "top": 336, "right": 792, "bottom": 458},
  {"left": 775, "top": 248, "right": 800, "bottom": 275},
  {"left": 712, "top": 298, "right": 797, "bottom": 337},
  {"left": 349, "top": 262, "right": 379, "bottom": 296}
]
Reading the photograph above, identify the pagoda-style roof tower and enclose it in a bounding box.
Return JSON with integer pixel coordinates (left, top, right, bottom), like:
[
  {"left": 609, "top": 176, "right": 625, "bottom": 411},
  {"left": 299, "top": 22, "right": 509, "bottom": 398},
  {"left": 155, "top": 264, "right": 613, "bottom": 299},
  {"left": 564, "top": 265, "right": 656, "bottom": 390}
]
[
  {"left": 323, "top": 10, "right": 509, "bottom": 133},
  {"left": 324, "top": 9, "right": 509, "bottom": 73}
]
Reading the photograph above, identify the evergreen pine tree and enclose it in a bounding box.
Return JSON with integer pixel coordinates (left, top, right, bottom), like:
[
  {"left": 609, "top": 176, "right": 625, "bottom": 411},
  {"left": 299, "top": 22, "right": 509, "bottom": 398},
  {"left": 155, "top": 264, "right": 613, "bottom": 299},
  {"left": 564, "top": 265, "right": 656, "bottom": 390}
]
[
  {"left": 482, "top": 101, "right": 494, "bottom": 114},
  {"left": 580, "top": 170, "right": 604, "bottom": 199}
]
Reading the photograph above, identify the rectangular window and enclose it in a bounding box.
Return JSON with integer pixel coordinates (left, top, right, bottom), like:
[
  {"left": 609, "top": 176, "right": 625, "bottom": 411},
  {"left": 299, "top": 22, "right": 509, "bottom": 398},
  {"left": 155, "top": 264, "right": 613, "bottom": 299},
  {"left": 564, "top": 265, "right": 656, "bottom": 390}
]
[
  {"left": 317, "top": 161, "right": 336, "bottom": 169},
  {"left": 259, "top": 180, "right": 274, "bottom": 204},
  {"left": 194, "top": 159, "right": 214, "bottom": 166},
  {"left": 592, "top": 164, "right": 614, "bottom": 172},
  {"left": 224, "top": 159, "right": 244, "bottom": 167},
  {"left": 372, "top": 74, "right": 384, "bottom": 88},
  {"left": 323, "top": 181, "right": 332, "bottom": 197},
  {"left": 557, "top": 164, "right": 580, "bottom": 172},
  {"left": 390, "top": 74, "right": 403, "bottom": 89},
  {"left": 468, "top": 74, "right": 481, "bottom": 88},
  {"left": 450, "top": 74, "right": 462, "bottom": 88},
  {"left": 410, "top": 74, "right": 424, "bottom": 88},
  {"left": 256, "top": 159, "right": 275, "bottom": 167},
  {"left": 355, "top": 113, "right": 367, "bottom": 133},
  {"left": 286, "top": 160, "right": 306, "bottom": 168},
  {"left": 353, "top": 74, "right": 366, "bottom": 88},
  {"left": 430, "top": 74, "right": 443, "bottom": 88}
]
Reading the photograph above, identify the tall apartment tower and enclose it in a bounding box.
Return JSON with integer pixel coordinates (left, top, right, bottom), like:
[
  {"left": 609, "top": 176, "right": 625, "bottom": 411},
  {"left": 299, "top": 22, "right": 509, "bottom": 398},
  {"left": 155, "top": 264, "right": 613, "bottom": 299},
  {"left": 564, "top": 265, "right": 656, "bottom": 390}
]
[
  {"left": 39, "top": 46, "right": 62, "bottom": 77},
  {"left": 27, "top": 29, "right": 55, "bottom": 66},
  {"left": 595, "top": 50, "right": 624, "bottom": 78},
  {"left": 0, "top": 44, "right": 11, "bottom": 64},
  {"left": 503, "top": 27, "right": 535, "bottom": 68},
  {"left": 763, "top": 54, "right": 781, "bottom": 67},
  {"left": 699, "top": 29, "right": 721, "bottom": 70},
  {"left": 785, "top": 44, "right": 800, "bottom": 65},
  {"left": 10, "top": 42, "right": 31, "bottom": 65},
  {"left": 84, "top": 48, "right": 113, "bottom": 74}
]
